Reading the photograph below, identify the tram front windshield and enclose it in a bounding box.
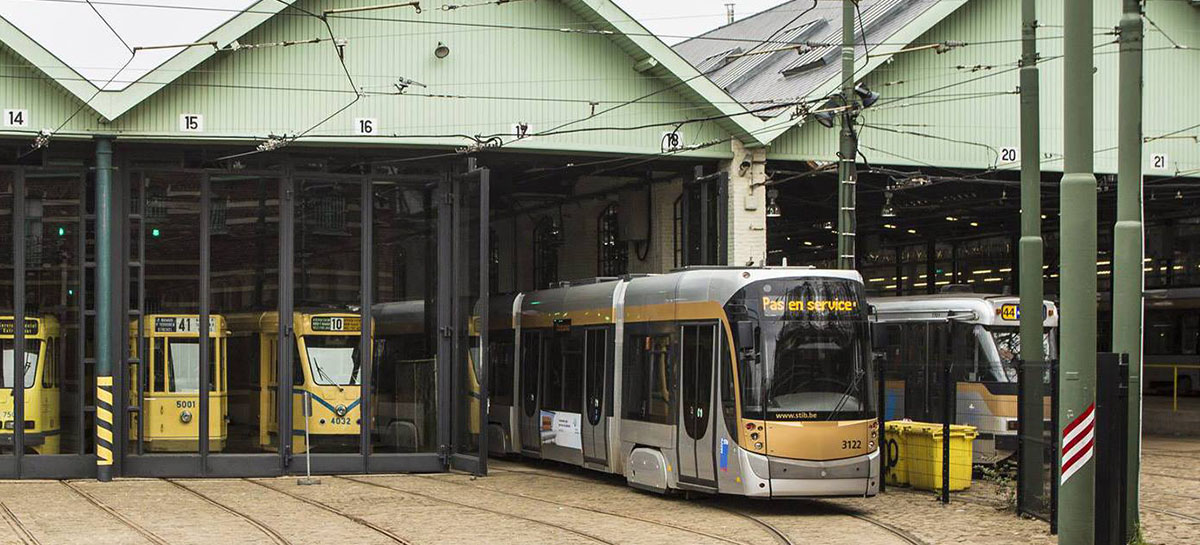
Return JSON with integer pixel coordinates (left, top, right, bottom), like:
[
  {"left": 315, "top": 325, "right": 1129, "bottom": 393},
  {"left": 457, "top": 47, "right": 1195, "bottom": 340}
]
[
  {"left": 728, "top": 278, "right": 875, "bottom": 421},
  {"left": 1, "top": 341, "right": 40, "bottom": 388},
  {"left": 305, "top": 336, "right": 360, "bottom": 386},
  {"left": 983, "top": 326, "right": 1056, "bottom": 382}
]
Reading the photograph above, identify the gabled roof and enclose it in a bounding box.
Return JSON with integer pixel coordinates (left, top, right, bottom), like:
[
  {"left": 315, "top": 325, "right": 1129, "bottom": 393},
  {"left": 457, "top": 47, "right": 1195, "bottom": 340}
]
[
  {"left": 0, "top": 0, "right": 296, "bottom": 121},
  {"left": 673, "top": 0, "right": 967, "bottom": 144},
  {"left": 0, "top": 0, "right": 777, "bottom": 147}
]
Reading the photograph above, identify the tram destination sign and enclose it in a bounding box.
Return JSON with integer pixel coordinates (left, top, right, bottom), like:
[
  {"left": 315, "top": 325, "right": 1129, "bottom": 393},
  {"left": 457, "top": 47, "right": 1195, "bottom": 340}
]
[
  {"left": 998, "top": 304, "right": 1048, "bottom": 321},
  {"left": 154, "top": 317, "right": 217, "bottom": 334},
  {"left": 761, "top": 295, "right": 860, "bottom": 319},
  {"left": 0, "top": 319, "right": 38, "bottom": 336},
  {"left": 311, "top": 316, "right": 361, "bottom": 332}
]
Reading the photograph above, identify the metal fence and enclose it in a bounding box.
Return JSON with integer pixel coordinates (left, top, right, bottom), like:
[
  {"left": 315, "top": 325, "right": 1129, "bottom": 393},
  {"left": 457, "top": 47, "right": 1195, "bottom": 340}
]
[{"left": 874, "top": 322, "right": 1058, "bottom": 525}]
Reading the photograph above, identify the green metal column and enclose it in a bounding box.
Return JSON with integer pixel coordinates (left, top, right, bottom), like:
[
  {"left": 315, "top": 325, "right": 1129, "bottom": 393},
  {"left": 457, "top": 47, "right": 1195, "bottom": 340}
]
[
  {"left": 95, "top": 136, "right": 115, "bottom": 481},
  {"left": 1059, "top": 0, "right": 1097, "bottom": 541},
  {"left": 1114, "top": 0, "right": 1144, "bottom": 536},
  {"left": 1017, "top": 0, "right": 1045, "bottom": 510},
  {"left": 836, "top": 0, "right": 857, "bottom": 270}
]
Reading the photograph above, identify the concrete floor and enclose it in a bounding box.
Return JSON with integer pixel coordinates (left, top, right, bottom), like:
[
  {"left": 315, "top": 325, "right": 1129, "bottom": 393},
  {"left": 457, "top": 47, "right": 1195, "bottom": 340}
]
[{"left": 0, "top": 436, "right": 1194, "bottom": 545}]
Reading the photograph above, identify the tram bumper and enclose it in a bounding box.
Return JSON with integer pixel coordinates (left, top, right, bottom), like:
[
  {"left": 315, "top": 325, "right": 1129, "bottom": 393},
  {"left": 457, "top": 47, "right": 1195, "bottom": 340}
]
[
  {"left": 742, "top": 449, "right": 880, "bottom": 498},
  {"left": 0, "top": 431, "right": 47, "bottom": 447}
]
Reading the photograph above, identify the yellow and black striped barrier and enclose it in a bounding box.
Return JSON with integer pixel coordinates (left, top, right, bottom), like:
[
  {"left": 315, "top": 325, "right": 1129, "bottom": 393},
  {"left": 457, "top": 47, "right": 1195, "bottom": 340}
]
[{"left": 96, "top": 376, "right": 115, "bottom": 475}]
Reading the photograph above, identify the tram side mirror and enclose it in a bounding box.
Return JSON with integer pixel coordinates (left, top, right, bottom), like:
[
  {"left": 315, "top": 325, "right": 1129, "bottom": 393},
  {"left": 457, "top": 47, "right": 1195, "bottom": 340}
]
[{"left": 736, "top": 321, "right": 757, "bottom": 361}]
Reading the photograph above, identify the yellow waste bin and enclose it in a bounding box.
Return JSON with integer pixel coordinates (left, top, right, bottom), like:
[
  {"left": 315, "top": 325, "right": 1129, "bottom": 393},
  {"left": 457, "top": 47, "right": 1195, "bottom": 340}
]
[
  {"left": 902, "top": 422, "right": 978, "bottom": 491},
  {"left": 884, "top": 421, "right": 912, "bottom": 486}
]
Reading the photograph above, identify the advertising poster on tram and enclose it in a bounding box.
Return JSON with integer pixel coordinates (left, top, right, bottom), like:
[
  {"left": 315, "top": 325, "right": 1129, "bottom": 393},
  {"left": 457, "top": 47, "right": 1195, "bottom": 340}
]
[{"left": 540, "top": 410, "right": 582, "bottom": 450}]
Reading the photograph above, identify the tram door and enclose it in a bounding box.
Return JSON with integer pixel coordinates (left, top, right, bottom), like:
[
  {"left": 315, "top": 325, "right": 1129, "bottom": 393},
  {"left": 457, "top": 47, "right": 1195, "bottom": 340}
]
[
  {"left": 518, "top": 331, "right": 542, "bottom": 455},
  {"left": 581, "top": 328, "right": 608, "bottom": 466},
  {"left": 677, "top": 324, "right": 717, "bottom": 486}
]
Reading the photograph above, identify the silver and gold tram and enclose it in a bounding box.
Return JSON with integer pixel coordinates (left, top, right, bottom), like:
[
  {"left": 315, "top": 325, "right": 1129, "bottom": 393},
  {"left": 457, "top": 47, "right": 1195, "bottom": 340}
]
[{"left": 487, "top": 267, "right": 880, "bottom": 498}]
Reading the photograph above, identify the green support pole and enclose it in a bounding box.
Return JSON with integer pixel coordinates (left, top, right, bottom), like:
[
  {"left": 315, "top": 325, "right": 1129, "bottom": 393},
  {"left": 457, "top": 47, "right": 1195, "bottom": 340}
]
[
  {"left": 1114, "top": 0, "right": 1144, "bottom": 537},
  {"left": 95, "top": 136, "right": 115, "bottom": 481},
  {"left": 1017, "top": 0, "right": 1045, "bottom": 512},
  {"left": 1059, "top": 0, "right": 1097, "bottom": 541},
  {"left": 837, "top": 0, "right": 857, "bottom": 270}
]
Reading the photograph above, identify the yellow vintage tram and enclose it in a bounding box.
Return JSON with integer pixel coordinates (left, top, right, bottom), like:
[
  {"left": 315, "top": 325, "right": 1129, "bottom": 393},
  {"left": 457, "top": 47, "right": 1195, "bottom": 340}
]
[
  {"left": 129, "top": 315, "right": 229, "bottom": 452},
  {"left": 226, "top": 310, "right": 363, "bottom": 454},
  {"left": 1, "top": 316, "right": 61, "bottom": 454}
]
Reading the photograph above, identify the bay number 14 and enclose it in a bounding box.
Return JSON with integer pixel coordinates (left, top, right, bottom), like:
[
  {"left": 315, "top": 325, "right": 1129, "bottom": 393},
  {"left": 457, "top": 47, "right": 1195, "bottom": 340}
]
[{"left": 4, "top": 109, "right": 29, "bottom": 127}]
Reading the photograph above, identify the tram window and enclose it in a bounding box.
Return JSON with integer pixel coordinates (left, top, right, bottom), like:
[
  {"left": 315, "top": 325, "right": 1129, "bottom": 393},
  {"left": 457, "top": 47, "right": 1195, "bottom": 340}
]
[
  {"left": 1183, "top": 315, "right": 1198, "bottom": 355},
  {"left": 168, "top": 341, "right": 201, "bottom": 393},
  {"left": 41, "top": 341, "right": 54, "bottom": 388},
  {"left": 521, "top": 331, "right": 540, "bottom": 416},
  {"left": 1, "top": 341, "right": 40, "bottom": 388},
  {"left": 305, "top": 336, "right": 361, "bottom": 386},
  {"left": 562, "top": 333, "right": 583, "bottom": 413},
  {"left": 152, "top": 338, "right": 167, "bottom": 392},
  {"left": 624, "top": 334, "right": 672, "bottom": 424},
  {"left": 293, "top": 342, "right": 305, "bottom": 386},
  {"left": 738, "top": 326, "right": 765, "bottom": 420},
  {"left": 489, "top": 331, "right": 515, "bottom": 407},
  {"left": 585, "top": 329, "right": 607, "bottom": 425},
  {"left": 541, "top": 335, "right": 563, "bottom": 411},
  {"left": 720, "top": 331, "right": 738, "bottom": 437}
]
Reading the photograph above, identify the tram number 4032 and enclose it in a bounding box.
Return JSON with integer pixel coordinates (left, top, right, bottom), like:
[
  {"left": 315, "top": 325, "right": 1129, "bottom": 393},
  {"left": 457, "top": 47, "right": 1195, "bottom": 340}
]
[{"left": 842, "top": 440, "right": 862, "bottom": 450}]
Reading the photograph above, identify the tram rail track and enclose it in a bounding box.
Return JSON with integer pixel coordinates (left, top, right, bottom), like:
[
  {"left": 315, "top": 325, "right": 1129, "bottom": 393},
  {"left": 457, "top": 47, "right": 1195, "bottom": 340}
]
[
  {"left": 243, "top": 478, "right": 412, "bottom": 545},
  {"left": 338, "top": 475, "right": 621, "bottom": 545},
  {"left": 163, "top": 479, "right": 292, "bottom": 545},
  {"left": 417, "top": 471, "right": 757, "bottom": 545},
  {"left": 1144, "top": 506, "right": 1200, "bottom": 524},
  {"left": 60, "top": 481, "right": 170, "bottom": 545},
  {"left": 0, "top": 499, "right": 40, "bottom": 545},
  {"left": 1143, "top": 471, "right": 1200, "bottom": 484},
  {"left": 493, "top": 463, "right": 924, "bottom": 545}
]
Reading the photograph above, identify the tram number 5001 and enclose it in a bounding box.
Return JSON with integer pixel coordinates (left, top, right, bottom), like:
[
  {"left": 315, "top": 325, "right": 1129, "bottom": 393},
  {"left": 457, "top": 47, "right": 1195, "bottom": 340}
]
[
  {"left": 176, "top": 400, "right": 197, "bottom": 409},
  {"left": 841, "top": 440, "right": 862, "bottom": 450}
]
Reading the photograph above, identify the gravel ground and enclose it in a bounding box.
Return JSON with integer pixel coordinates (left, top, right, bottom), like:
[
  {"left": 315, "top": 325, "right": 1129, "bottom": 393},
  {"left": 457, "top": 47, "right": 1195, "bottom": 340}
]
[{"left": 0, "top": 435, "right": 1193, "bottom": 545}]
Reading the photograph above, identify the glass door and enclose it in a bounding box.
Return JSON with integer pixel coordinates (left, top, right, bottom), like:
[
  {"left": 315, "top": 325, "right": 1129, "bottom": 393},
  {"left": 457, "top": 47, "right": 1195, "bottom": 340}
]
[
  {"left": 286, "top": 177, "right": 366, "bottom": 475},
  {"left": 17, "top": 171, "right": 92, "bottom": 478},
  {"left": 206, "top": 174, "right": 284, "bottom": 476},
  {"left": 678, "top": 323, "right": 718, "bottom": 487},
  {"left": 448, "top": 166, "right": 489, "bottom": 475},
  {"left": 0, "top": 171, "right": 14, "bottom": 477}
]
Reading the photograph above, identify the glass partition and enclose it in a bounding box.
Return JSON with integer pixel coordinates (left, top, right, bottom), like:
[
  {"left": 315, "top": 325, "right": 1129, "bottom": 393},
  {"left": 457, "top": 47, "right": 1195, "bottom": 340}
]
[
  {"left": 211, "top": 175, "right": 280, "bottom": 454},
  {"left": 371, "top": 181, "right": 438, "bottom": 454},
  {"left": 130, "top": 172, "right": 203, "bottom": 454},
  {"left": 292, "top": 179, "right": 363, "bottom": 455},
  {"left": 22, "top": 173, "right": 86, "bottom": 457}
]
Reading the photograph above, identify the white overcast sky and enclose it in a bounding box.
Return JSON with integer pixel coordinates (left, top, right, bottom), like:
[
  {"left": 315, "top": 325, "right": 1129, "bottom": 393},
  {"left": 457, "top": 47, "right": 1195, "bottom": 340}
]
[{"left": 0, "top": 0, "right": 779, "bottom": 89}]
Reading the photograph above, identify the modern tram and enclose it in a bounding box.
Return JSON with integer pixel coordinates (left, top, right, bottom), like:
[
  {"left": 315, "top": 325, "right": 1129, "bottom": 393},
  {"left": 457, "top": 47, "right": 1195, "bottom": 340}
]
[
  {"left": 869, "top": 294, "right": 1058, "bottom": 464},
  {"left": 1, "top": 315, "right": 62, "bottom": 454},
  {"left": 486, "top": 267, "right": 880, "bottom": 498},
  {"left": 226, "top": 310, "right": 363, "bottom": 454},
  {"left": 129, "top": 315, "right": 229, "bottom": 452},
  {"left": 1106, "top": 287, "right": 1200, "bottom": 395}
]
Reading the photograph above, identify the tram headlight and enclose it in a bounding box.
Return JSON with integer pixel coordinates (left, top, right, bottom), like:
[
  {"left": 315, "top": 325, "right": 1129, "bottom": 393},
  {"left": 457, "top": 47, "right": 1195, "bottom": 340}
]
[
  {"left": 2, "top": 421, "right": 12, "bottom": 430},
  {"left": 335, "top": 405, "right": 348, "bottom": 417},
  {"left": 180, "top": 411, "right": 193, "bottom": 424},
  {"left": 750, "top": 432, "right": 759, "bottom": 441},
  {"left": 754, "top": 442, "right": 764, "bottom": 450}
]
